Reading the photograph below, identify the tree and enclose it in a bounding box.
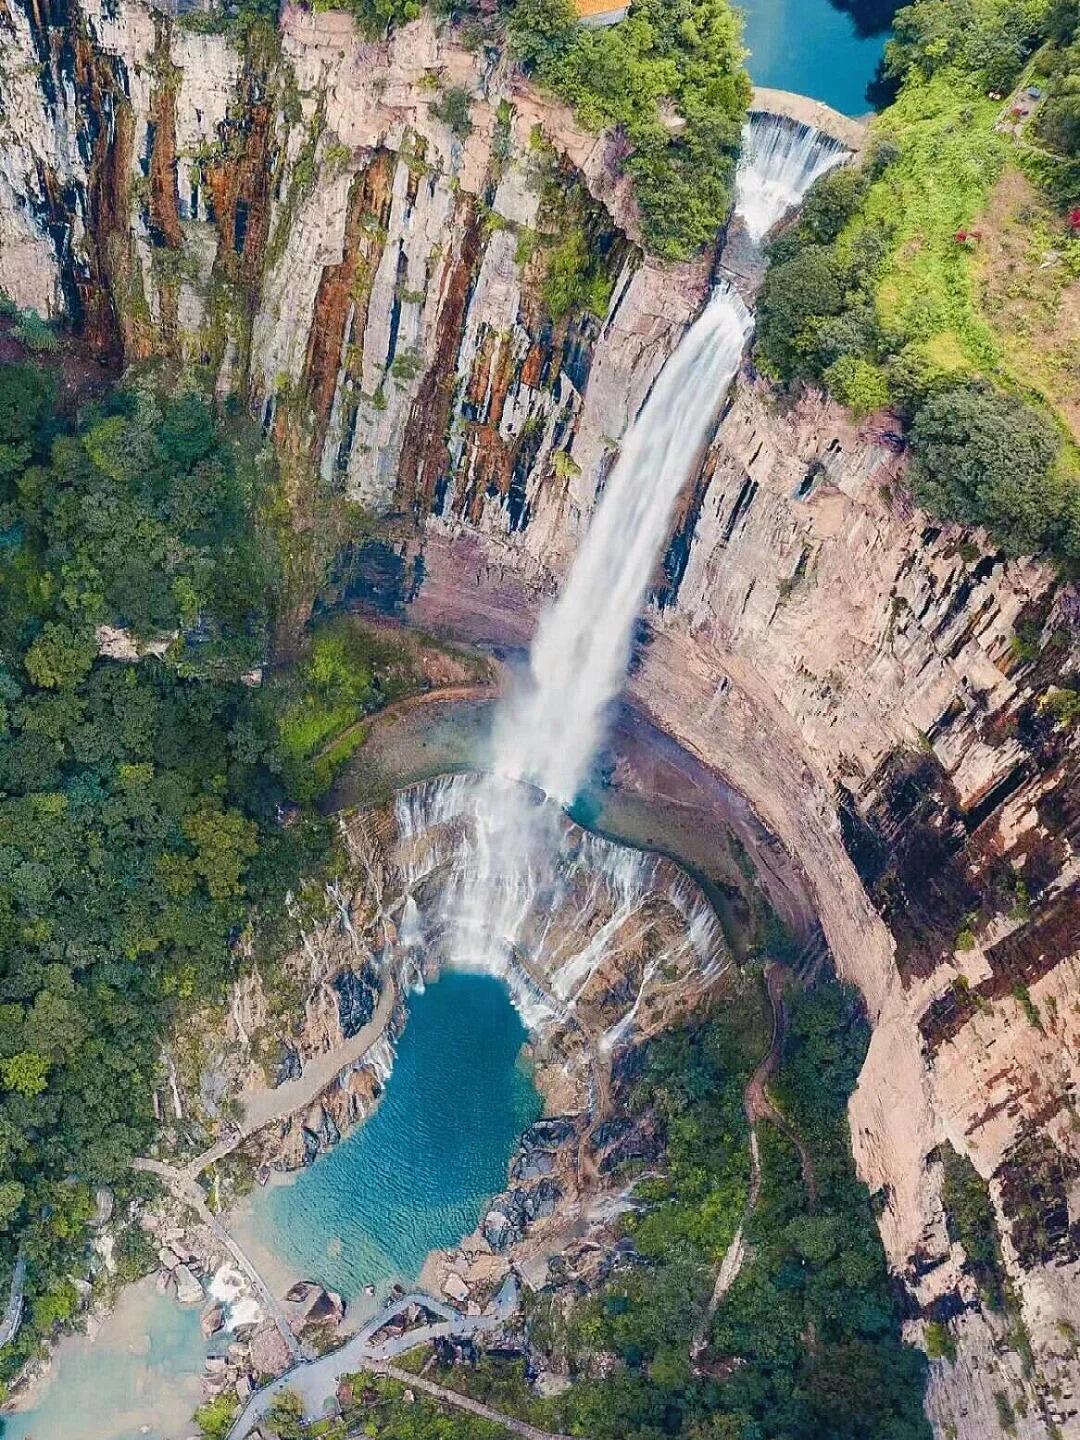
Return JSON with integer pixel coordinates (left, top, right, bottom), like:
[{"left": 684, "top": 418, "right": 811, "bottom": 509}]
[
  {"left": 266, "top": 1389, "right": 305, "bottom": 1439},
  {"left": 0, "top": 360, "right": 325, "bottom": 1377},
  {"left": 909, "top": 382, "right": 1065, "bottom": 553},
  {"left": 0, "top": 1053, "right": 50, "bottom": 1099},
  {"left": 756, "top": 247, "right": 847, "bottom": 379}
]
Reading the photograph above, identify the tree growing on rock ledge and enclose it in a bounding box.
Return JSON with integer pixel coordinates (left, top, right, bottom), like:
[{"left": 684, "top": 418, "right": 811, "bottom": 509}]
[
  {"left": 909, "top": 381, "right": 1069, "bottom": 555},
  {"left": 508, "top": 0, "right": 751, "bottom": 258}
]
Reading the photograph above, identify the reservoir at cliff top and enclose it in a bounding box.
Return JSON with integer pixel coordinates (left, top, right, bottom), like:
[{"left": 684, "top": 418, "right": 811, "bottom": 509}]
[
  {"left": 740, "top": 0, "right": 890, "bottom": 115},
  {"left": 232, "top": 972, "right": 541, "bottom": 1300},
  {"left": 8, "top": 973, "right": 538, "bottom": 1440}
]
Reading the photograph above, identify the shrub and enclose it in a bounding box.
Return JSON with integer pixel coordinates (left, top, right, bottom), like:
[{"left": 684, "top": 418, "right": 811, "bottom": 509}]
[
  {"left": 925, "top": 1320, "right": 957, "bottom": 1362},
  {"left": 756, "top": 246, "right": 848, "bottom": 378},
  {"left": 431, "top": 85, "right": 473, "bottom": 139},
  {"left": 824, "top": 355, "right": 891, "bottom": 415},
  {"left": 11, "top": 311, "right": 58, "bottom": 353},
  {"left": 541, "top": 228, "right": 614, "bottom": 320}
]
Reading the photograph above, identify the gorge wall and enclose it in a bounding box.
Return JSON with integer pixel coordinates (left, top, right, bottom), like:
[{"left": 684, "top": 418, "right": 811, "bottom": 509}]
[{"left": 1, "top": 2, "right": 1079, "bottom": 1435}]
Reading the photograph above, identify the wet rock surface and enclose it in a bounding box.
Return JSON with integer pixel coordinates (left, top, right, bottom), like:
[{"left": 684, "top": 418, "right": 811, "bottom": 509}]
[{"left": 333, "top": 964, "right": 379, "bottom": 1040}]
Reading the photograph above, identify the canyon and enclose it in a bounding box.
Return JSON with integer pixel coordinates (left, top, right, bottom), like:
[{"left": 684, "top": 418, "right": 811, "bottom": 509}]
[{"left": 1, "top": 1, "right": 1079, "bottom": 1436}]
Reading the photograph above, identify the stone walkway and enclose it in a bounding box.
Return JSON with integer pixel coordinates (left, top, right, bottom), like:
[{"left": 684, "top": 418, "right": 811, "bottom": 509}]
[
  {"left": 692, "top": 962, "right": 816, "bottom": 1359},
  {"left": 185, "top": 976, "right": 397, "bottom": 1182},
  {"left": 378, "top": 1363, "right": 574, "bottom": 1440},
  {"left": 226, "top": 1279, "right": 522, "bottom": 1440},
  {"left": 132, "top": 1157, "right": 308, "bottom": 1365}
]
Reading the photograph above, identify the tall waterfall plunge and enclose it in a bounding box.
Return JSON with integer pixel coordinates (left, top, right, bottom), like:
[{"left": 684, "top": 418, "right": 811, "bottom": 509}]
[{"left": 392, "top": 119, "right": 850, "bottom": 1036}]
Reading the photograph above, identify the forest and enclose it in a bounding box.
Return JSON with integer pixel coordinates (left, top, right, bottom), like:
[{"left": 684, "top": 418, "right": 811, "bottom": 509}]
[
  {"left": 394, "top": 979, "right": 931, "bottom": 1440},
  {"left": 0, "top": 359, "right": 328, "bottom": 1379}
]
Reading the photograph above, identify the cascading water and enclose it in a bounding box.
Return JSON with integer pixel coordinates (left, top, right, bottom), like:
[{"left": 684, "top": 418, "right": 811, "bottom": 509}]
[
  {"left": 494, "top": 283, "right": 753, "bottom": 807},
  {"left": 735, "top": 113, "right": 849, "bottom": 243},
  {"left": 395, "top": 118, "right": 850, "bottom": 1039}
]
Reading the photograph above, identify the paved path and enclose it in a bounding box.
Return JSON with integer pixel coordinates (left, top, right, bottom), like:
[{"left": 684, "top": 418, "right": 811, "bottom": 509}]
[
  {"left": 132, "top": 1158, "right": 307, "bottom": 1365},
  {"left": 183, "top": 977, "right": 396, "bottom": 1182},
  {"left": 378, "top": 1363, "right": 574, "bottom": 1440},
  {"left": 226, "top": 1280, "right": 521, "bottom": 1440},
  {"left": 0, "top": 1254, "right": 25, "bottom": 1349}
]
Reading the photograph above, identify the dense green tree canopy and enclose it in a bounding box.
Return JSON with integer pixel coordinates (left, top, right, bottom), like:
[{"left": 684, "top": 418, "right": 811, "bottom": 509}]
[
  {"left": 0, "top": 362, "right": 324, "bottom": 1370},
  {"left": 508, "top": 0, "right": 750, "bottom": 258},
  {"left": 909, "top": 381, "right": 1066, "bottom": 551}
]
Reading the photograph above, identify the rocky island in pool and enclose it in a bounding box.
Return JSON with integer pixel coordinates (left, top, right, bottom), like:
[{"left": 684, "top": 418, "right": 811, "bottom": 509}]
[{"left": 0, "top": 0, "right": 1078, "bottom": 1436}]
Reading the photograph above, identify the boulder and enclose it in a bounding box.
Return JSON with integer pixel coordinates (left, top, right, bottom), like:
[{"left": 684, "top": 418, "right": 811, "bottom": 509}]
[
  {"left": 523, "top": 1178, "right": 561, "bottom": 1222},
  {"left": 301, "top": 1104, "right": 341, "bottom": 1165},
  {"left": 481, "top": 1207, "right": 519, "bottom": 1253},
  {"left": 173, "top": 1265, "right": 204, "bottom": 1305},
  {"left": 274, "top": 1046, "right": 302, "bottom": 1086},
  {"left": 533, "top": 1370, "right": 573, "bottom": 1399},
  {"left": 249, "top": 1321, "right": 292, "bottom": 1378},
  {"left": 443, "top": 1272, "right": 470, "bottom": 1303},
  {"left": 91, "top": 1186, "right": 114, "bottom": 1228},
  {"left": 332, "top": 965, "right": 379, "bottom": 1039},
  {"left": 285, "top": 1280, "right": 346, "bottom": 1328},
  {"left": 201, "top": 1304, "right": 226, "bottom": 1338}
]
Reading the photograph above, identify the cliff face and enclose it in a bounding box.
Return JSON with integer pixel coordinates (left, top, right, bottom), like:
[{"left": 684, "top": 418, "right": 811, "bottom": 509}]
[
  {"left": 413, "top": 376, "right": 1080, "bottom": 1438},
  {"left": 2, "top": 3, "right": 1079, "bottom": 1435},
  {"left": 0, "top": 0, "right": 700, "bottom": 533}
]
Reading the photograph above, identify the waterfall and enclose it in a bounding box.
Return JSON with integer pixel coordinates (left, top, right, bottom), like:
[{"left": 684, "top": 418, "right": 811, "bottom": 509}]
[
  {"left": 736, "top": 113, "right": 849, "bottom": 243},
  {"left": 493, "top": 284, "right": 753, "bottom": 807},
  {"left": 393, "top": 118, "right": 844, "bottom": 1039}
]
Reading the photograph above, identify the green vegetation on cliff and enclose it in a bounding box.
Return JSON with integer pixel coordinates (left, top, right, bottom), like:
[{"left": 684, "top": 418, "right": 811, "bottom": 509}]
[
  {"left": 757, "top": 0, "right": 1080, "bottom": 562},
  {"left": 298, "top": 0, "right": 750, "bottom": 260},
  {"left": 508, "top": 0, "right": 750, "bottom": 258},
  {"left": 0, "top": 361, "right": 328, "bottom": 1374},
  {"left": 401, "top": 979, "right": 930, "bottom": 1440}
]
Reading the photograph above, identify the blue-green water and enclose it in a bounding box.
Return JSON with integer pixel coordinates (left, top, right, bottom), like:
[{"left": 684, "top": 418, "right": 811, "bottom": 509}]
[
  {"left": 5, "top": 974, "right": 537, "bottom": 1440},
  {"left": 4, "top": 1280, "right": 208, "bottom": 1440},
  {"left": 239, "top": 973, "right": 541, "bottom": 1299},
  {"left": 740, "top": 0, "right": 890, "bottom": 115}
]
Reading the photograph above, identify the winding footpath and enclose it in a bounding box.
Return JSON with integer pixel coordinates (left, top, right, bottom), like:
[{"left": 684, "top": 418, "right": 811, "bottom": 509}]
[
  {"left": 375, "top": 1365, "right": 574, "bottom": 1440},
  {"left": 692, "top": 964, "right": 817, "bottom": 1360},
  {"left": 132, "top": 1157, "right": 309, "bottom": 1365},
  {"left": 182, "top": 977, "right": 397, "bottom": 1183}
]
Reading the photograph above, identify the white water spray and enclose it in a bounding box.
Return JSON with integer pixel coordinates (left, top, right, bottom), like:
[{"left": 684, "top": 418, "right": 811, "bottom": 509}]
[
  {"left": 736, "top": 113, "right": 849, "bottom": 243},
  {"left": 494, "top": 284, "right": 753, "bottom": 806},
  {"left": 394, "top": 119, "right": 849, "bottom": 1038}
]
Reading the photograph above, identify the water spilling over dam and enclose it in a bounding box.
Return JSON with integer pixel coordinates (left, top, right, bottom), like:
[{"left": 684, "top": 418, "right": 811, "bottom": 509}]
[{"left": 736, "top": 113, "right": 850, "bottom": 242}]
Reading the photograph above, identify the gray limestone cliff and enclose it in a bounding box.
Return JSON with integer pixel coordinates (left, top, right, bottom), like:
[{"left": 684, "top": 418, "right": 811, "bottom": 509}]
[{"left": 1, "top": 3, "right": 1078, "bottom": 1434}]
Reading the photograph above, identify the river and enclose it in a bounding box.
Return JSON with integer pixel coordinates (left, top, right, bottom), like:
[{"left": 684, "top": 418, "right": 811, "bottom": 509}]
[{"left": 740, "top": 0, "right": 892, "bottom": 115}]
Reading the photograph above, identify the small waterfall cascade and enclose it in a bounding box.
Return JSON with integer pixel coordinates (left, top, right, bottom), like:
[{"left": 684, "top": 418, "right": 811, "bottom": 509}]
[
  {"left": 736, "top": 113, "right": 849, "bottom": 243},
  {"left": 391, "top": 776, "right": 727, "bottom": 1045},
  {"left": 391, "top": 121, "right": 844, "bottom": 1041}
]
